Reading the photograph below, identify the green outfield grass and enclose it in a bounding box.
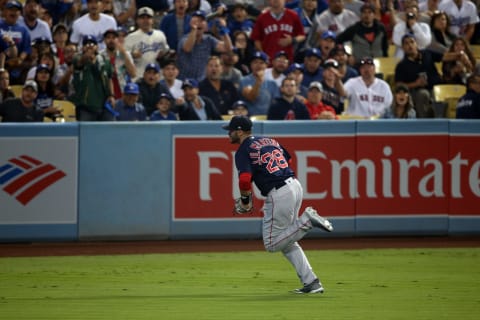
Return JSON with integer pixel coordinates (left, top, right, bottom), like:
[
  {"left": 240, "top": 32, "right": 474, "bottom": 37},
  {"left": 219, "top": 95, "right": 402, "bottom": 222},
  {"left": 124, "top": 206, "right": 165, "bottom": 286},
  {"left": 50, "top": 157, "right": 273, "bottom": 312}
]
[{"left": 1, "top": 248, "right": 479, "bottom": 319}]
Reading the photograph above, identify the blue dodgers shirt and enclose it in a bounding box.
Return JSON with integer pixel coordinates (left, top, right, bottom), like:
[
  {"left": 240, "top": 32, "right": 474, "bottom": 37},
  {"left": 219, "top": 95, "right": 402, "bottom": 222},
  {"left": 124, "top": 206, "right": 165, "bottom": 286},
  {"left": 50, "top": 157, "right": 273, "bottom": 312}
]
[{"left": 235, "top": 136, "right": 295, "bottom": 196}]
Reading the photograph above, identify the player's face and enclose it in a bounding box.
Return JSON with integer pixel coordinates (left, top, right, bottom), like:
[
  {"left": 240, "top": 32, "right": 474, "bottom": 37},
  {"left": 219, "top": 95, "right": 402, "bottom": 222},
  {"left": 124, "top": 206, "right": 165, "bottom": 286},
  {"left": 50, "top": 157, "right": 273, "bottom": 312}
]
[{"left": 228, "top": 129, "right": 241, "bottom": 144}]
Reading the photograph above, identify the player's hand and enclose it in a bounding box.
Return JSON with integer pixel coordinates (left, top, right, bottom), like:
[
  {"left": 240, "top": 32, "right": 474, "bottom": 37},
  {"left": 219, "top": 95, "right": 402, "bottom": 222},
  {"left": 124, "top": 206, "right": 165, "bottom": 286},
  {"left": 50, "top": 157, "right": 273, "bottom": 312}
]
[{"left": 233, "top": 197, "right": 253, "bottom": 215}]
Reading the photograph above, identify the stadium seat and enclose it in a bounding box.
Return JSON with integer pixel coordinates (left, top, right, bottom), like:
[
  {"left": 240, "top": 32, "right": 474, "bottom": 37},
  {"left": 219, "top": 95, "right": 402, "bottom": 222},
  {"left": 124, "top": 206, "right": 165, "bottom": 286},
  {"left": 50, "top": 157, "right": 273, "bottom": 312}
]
[
  {"left": 53, "top": 100, "right": 76, "bottom": 122},
  {"left": 10, "top": 85, "right": 23, "bottom": 97},
  {"left": 374, "top": 57, "right": 400, "bottom": 86},
  {"left": 250, "top": 115, "right": 267, "bottom": 121},
  {"left": 433, "top": 84, "right": 467, "bottom": 118},
  {"left": 221, "top": 114, "right": 233, "bottom": 120},
  {"left": 471, "top": 45, "right": 480, "bottom": 58}
]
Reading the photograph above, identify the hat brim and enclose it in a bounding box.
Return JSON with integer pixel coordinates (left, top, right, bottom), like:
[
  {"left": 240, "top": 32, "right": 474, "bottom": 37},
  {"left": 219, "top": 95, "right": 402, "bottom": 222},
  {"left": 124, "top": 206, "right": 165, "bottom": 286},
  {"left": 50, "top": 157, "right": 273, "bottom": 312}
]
[{"left": 222, "top": 124, "right": 231, "bottom": 130}]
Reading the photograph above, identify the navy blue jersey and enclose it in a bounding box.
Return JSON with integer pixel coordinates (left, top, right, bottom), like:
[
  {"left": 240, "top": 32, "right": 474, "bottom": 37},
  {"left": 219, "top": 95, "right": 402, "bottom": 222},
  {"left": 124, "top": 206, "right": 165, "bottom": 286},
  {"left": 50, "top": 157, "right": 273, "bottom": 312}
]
[{"left": 235, "top": 136, "right": 295, "bottom": 196}]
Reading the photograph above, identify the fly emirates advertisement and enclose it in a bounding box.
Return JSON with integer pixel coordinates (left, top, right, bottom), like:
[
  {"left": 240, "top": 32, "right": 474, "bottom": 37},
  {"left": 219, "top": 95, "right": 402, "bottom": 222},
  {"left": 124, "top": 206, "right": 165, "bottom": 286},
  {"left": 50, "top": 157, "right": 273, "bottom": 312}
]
[{"left": 174, "top": 134, "right": 480, "bottom": 219}]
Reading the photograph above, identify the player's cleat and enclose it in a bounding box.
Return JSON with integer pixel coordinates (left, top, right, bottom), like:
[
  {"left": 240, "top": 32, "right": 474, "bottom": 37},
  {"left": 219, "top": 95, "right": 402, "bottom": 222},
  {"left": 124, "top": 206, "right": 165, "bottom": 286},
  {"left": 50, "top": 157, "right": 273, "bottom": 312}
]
[
  {"left": 305, "top": 207, "right": 333, "bottom": 232},
  {"left": 293, "top": 278, "right": 324, "bottom": 294}
]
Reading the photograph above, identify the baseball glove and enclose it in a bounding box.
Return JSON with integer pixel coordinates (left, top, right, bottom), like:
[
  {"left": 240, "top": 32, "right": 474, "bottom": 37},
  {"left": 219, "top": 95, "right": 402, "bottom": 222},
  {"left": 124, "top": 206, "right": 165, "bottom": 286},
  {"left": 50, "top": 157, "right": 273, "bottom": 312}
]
[{"left": 233, "top": 197, "right": 253, "bottom": 215}]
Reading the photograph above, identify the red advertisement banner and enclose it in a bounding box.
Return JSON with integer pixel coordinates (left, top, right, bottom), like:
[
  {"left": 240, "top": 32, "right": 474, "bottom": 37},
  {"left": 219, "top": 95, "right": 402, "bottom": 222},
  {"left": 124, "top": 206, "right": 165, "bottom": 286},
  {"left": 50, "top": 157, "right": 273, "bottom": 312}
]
[{"left": 174, "top": 134, "right": 480, "bottom": 219}]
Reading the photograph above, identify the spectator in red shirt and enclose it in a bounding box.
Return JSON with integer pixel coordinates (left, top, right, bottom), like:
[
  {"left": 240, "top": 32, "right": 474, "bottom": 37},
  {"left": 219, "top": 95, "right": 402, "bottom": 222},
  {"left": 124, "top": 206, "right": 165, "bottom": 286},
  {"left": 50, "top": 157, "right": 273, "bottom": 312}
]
[{"left": 304, "top": 81, "right": 338, "bottom": 120}]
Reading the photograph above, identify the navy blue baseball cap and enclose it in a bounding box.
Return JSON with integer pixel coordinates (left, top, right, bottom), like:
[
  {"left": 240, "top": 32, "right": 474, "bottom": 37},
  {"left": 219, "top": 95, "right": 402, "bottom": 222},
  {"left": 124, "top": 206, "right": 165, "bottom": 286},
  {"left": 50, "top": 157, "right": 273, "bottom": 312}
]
[
  {"left": 321, "top": 30, "right": 336, "bottom": 40},
  {"left": 5, "top": 0, "right": 22, "bottom": 10},
  {"left": 222, "top": 115, "right": 252, "bottom": 131},
  {"left": 305, "top": 48, "right": 322, "bottom": 59},
  {"left": 274, "top": 50, "right": 288, "bottom": 59},
  {"left": 251, "top": 51, "right": 268, "bottom": 63},
  {"left": 124, "top": 82, "right": 139, "bottom": 95},
  {"left": 145, "top": 63, "right": 160, "bottom": 73},
  {"left": 36, "top": 64, "right": 50, "bottom": 72},
  {"left": 192, "top": 10, "right": 206, "bottom": 19},
  {"left": 182, "top": 78, "right": 199, "bottom": 89},
  {"left": 401, "top": 33, "right": 416, "bottom": 44},
  {"left": 323, "top": 58, "right": 339, "bottom": 69},
  {"left": 158, "top": 93, "right": 173, "bottom": 101},
  {"left": 232, "top": 100, "right": 248, "bottom": 109},
  {"left": 285, "top": 63, "right": 304, "bottom": 74},
  {"left": 82, "top": 35, "right": 97, "bottom": 45},
  {"left": 32, "top": 37, "right": 51, "bottom": 46}
]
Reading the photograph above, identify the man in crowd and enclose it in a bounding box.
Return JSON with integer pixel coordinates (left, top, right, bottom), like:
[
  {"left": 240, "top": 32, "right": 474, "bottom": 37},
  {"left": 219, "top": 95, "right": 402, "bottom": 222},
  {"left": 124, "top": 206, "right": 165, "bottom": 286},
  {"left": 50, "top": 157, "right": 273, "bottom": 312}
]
[
  {"left": 267, "top": 77, "right": 310, "bottom": 120},
  {"left": 199, "top": 55, "right": 239, "bottom": 115},
  {"left": 239, "top": 51, "right": 279, "bottom": 115},
  {"left": 175, "top": 78, "right": 223, "bottom": 120},
  {"left": 344, "top": 57, "right": 393, "bottom": 117},
  {"left": 250, "top": 0, "right": 305, "bottom": 63},
  {"left": 0, "top": 80, "right": 42, "bottom": 122},
  {"left": 456, "top": 74, "right": 480, "bottom": 119}
]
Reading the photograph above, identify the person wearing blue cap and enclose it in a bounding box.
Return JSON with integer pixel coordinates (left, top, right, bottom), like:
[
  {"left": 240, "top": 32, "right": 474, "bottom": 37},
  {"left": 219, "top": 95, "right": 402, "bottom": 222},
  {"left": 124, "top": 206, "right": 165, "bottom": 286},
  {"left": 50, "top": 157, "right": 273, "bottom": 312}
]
[
  {"left": 69, "top": 0, "right": 117, "bottom": 51},
  {"left": 175, "top": 77, "right": 222, "bottom": 120},
  {"left": 309, "top": 0, "right": 358, "bottom": 48},
  {"left": 114, "top": 83, "right": 147, "bottom": 121},
  {"left": 149, "top": 93, "right": 178, "bottom": 121},
  {"left": 136, "top": 63, "right": 171, "bottom": 116},
  {"left": 177, "top": 8, "right": 233, "bottom": 80},
  {"left": 239, "top": 51, "right": 280, "bottom": 115},
  {"left": 70, "top": 33, "right": 116, "bottom": 121},
  {"left": 301, "top": 47, "right": 323, "bottom": 87},
  {"left": 336, "top": 3, "right": 389, "bottom": 63},
  {"left": 33, "top": 63, "right": 62, "bottom": 119},
  {"left": 0, "top": 0, "right": 31, "bottom": 85}
]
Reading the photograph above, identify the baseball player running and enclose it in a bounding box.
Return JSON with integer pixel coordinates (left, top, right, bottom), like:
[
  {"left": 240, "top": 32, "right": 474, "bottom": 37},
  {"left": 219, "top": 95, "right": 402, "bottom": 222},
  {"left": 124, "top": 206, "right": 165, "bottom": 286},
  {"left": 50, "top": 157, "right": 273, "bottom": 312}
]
[{"left": 223, "top": 116, "right": 333, "bottom": 294}]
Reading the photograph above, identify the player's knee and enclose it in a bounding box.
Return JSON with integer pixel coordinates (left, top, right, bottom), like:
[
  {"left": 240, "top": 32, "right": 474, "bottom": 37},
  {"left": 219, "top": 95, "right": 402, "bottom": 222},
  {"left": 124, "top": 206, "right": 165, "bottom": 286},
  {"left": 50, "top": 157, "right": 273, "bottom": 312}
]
[{"left": 264, "top": 242, "right": 281, "bottom": 253}]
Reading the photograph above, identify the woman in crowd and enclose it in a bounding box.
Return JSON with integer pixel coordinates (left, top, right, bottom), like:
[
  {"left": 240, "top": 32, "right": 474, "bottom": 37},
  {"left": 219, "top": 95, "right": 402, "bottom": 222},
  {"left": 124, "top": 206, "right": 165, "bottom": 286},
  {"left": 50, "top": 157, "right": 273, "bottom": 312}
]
[
  {"left": 382, "top": 84, "right": 416, "bottom": 119},
  {"left": 232, "top": 30, "right": 255, "bottom": 75},
  {"left": 428, "top": 11, "right": 455, "bottom": 54},
  {"left": 442, "top": 37, "right": 477, "bottom": 84}
]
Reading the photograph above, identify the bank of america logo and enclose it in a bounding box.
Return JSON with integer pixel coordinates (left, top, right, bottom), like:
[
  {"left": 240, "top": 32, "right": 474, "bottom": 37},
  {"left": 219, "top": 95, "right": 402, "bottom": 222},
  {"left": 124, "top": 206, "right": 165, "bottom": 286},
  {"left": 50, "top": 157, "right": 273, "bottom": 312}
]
[{"left": 0, "top": 155, "right": 66, "bottom": 205}]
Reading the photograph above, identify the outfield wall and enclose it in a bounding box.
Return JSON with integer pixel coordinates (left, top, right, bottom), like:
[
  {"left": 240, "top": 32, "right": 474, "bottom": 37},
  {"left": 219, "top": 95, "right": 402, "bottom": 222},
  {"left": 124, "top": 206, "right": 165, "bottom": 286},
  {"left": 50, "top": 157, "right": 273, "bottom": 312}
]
[{"left": 1, "top": 120, "right": 479, "bottom": 242}]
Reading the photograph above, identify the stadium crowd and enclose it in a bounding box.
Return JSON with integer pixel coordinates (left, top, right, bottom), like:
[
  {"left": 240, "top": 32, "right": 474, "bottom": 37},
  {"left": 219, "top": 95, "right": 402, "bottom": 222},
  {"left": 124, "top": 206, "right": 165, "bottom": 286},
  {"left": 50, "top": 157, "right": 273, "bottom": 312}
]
[{"left": 0, "top": 0, "right": 479, "bottom": 122}]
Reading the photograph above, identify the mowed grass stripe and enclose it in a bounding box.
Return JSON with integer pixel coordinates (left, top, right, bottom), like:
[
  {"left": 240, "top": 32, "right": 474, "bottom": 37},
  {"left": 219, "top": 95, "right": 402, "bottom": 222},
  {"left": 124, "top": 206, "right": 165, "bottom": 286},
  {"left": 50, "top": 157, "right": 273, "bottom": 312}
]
[{"left": 1, "top": 248, "right": 479, "bottom": 319}]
